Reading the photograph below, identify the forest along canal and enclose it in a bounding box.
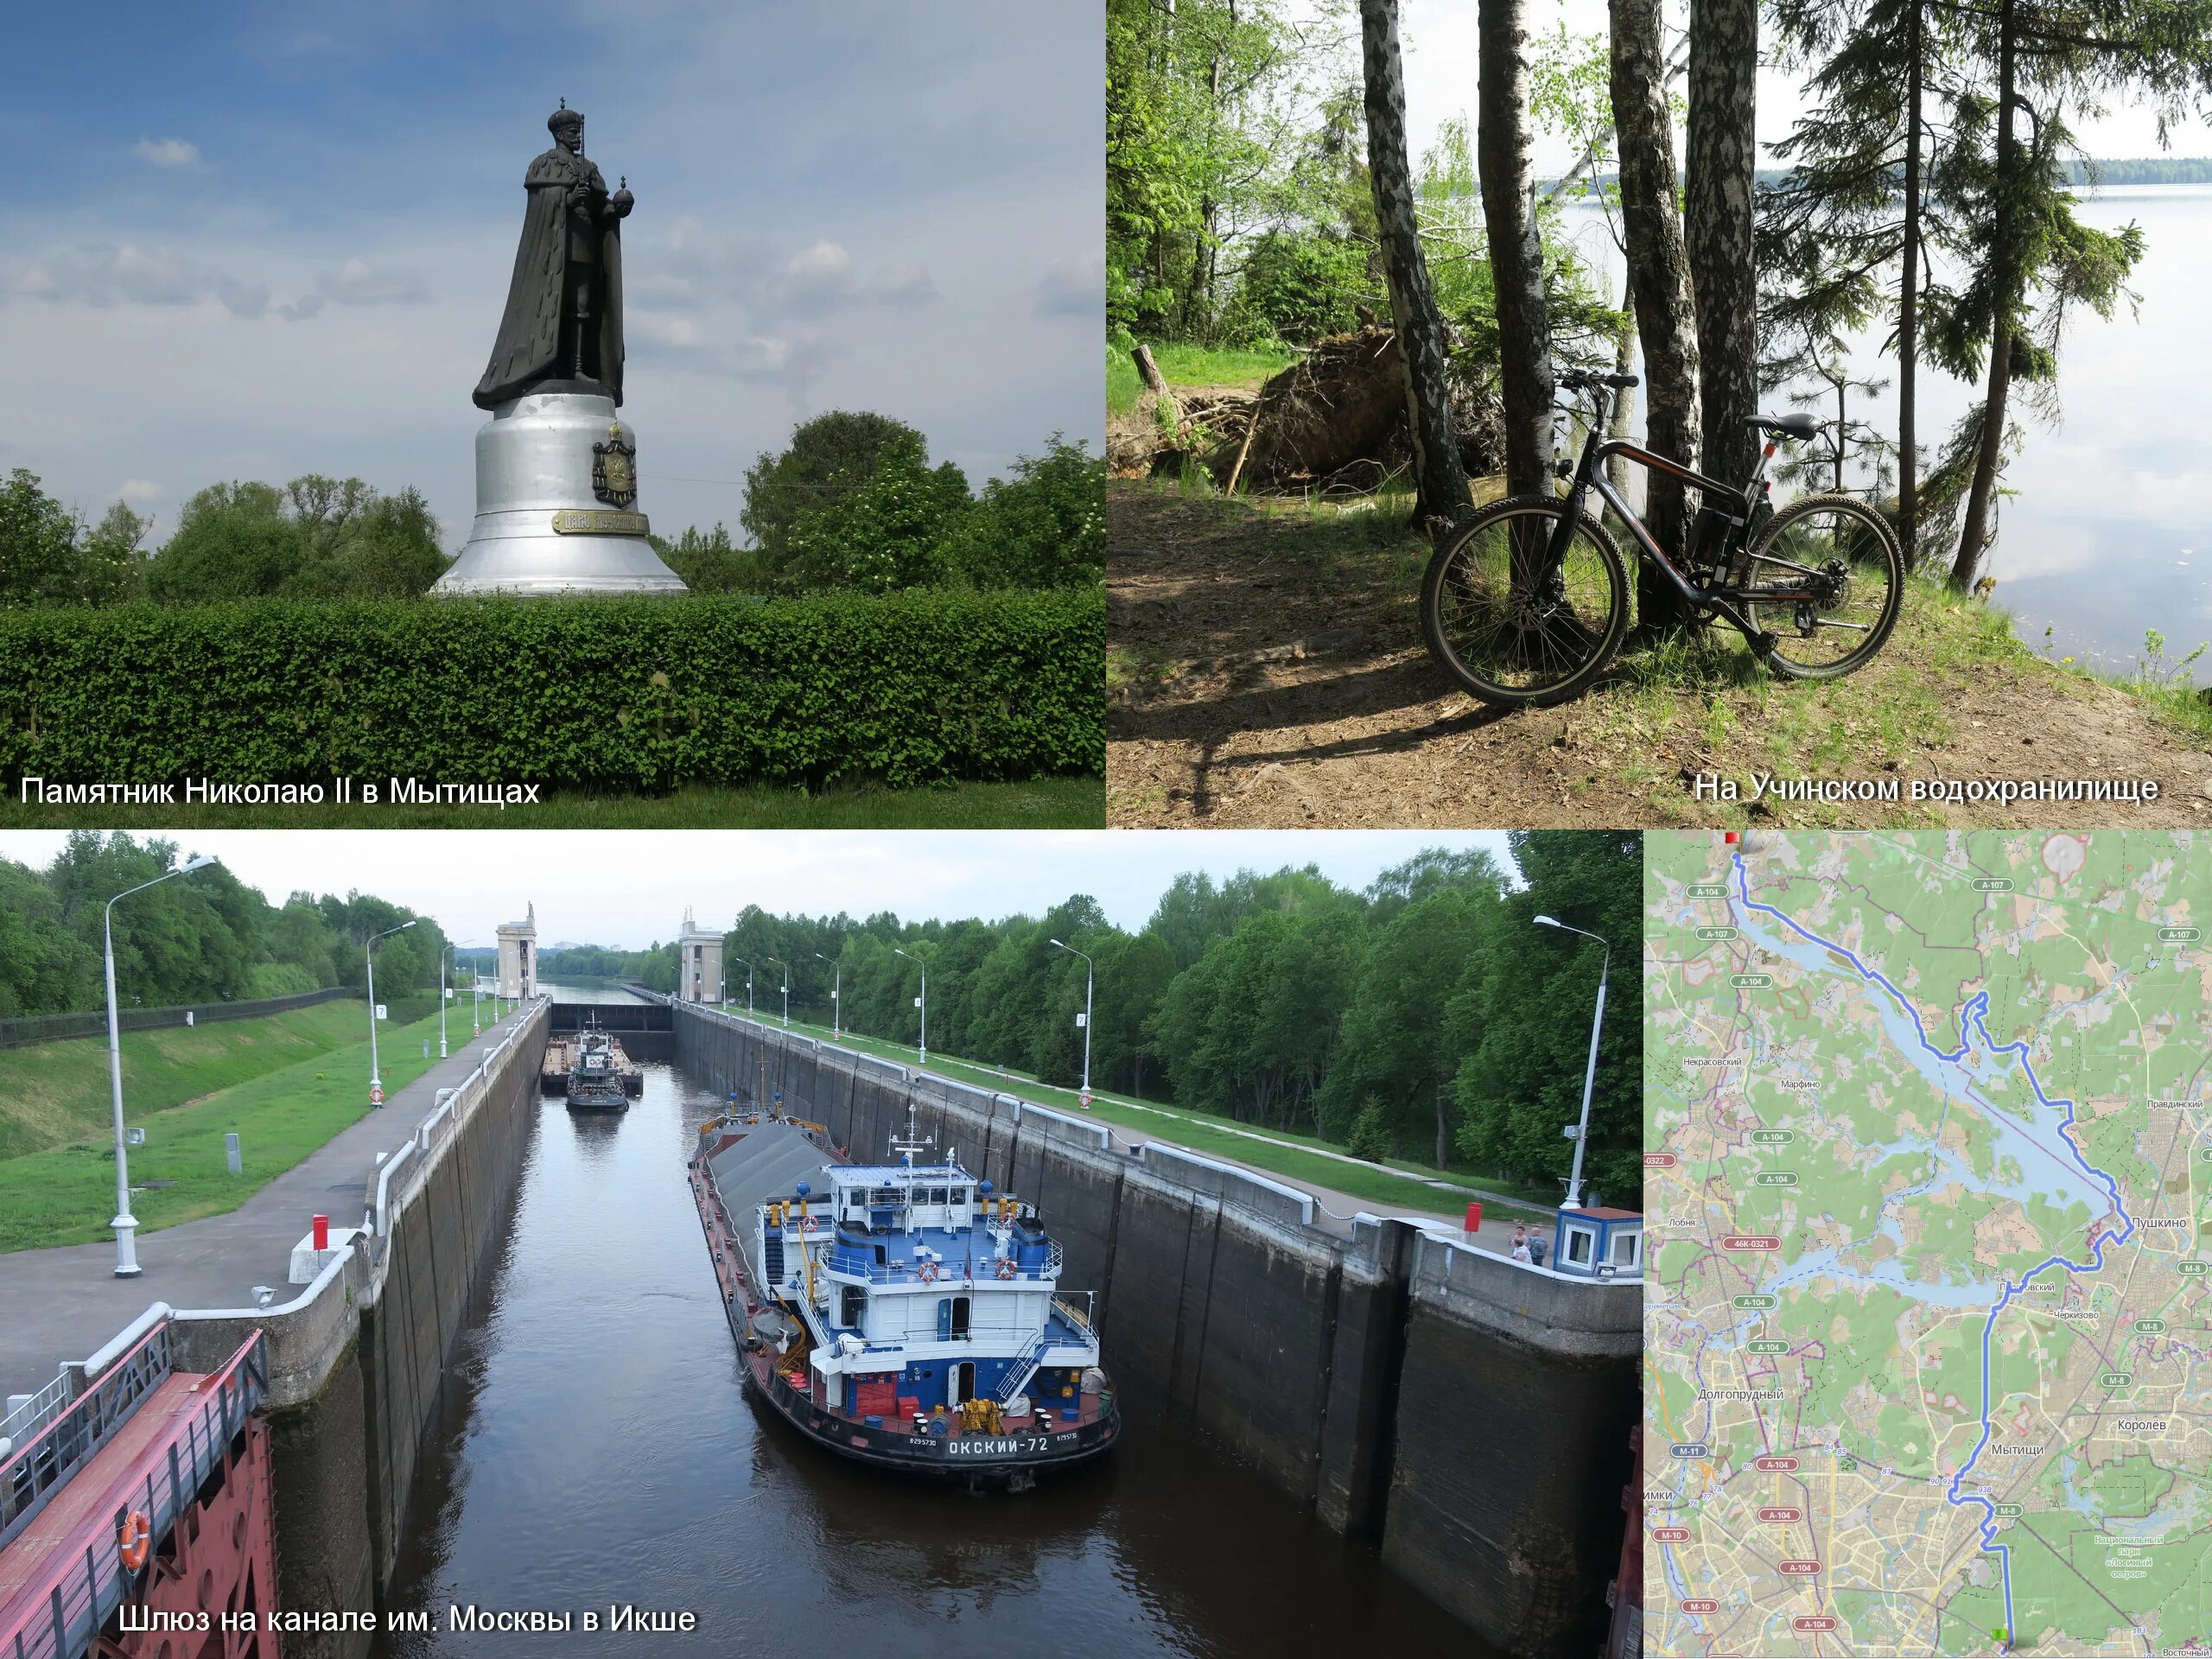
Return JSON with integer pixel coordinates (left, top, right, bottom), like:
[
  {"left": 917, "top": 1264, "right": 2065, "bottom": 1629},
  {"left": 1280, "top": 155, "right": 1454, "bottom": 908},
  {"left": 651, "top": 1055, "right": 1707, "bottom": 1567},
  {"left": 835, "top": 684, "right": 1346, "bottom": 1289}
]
[{"left": 373, "top": 1021, "right": 1476, "bottom": 1653}]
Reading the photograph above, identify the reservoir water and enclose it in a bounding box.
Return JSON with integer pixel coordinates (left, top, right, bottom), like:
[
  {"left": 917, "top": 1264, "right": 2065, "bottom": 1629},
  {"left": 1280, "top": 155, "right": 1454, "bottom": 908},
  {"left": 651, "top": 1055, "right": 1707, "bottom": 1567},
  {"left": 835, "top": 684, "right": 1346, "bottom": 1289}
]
[
  {"left": 1562, "top": 184, "right": 2212, "bottom": 683},
  {"left": 372, "top": 985, "right": 1475, "bottom": 1656}
]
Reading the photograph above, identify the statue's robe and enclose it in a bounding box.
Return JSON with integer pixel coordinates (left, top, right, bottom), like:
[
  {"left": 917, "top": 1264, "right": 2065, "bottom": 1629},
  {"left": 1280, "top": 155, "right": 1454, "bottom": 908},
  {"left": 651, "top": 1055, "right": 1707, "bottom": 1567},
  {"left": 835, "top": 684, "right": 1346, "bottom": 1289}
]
[{"left": 473, "top": 147, "right": 626, "bottom": 410}]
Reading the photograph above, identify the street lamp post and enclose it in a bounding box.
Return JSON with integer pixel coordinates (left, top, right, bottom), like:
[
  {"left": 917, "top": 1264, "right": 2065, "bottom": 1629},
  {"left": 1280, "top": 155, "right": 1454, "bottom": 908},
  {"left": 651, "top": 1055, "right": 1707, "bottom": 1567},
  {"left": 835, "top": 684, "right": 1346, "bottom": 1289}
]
[
  {"left": 1534, "top": 914, "right": 1609, "bottom": 1211},
  {"left": 439, "top": 942, "right": 453, "bottom": 1058},
  {"left": 1048, "top": 938, "right": 1094, "bottom": 1106},
  {"left": 365, "top": 920, "right": 418, "bottom": 1109},
  {"left": 763, "top": 957, "right": 789, "bottom": 1029},
  {"left": 103, "top": 854, "right": 218, "bottom": 1277},
  {"left": 893, "top": 947, "right": 926, "bottom": 1065},
  {"left": 815, "top": 953, "right": 839, "bottom": 1039},
  {"left": 730, "top": 957, "right": 754, "bottom": 1015}
]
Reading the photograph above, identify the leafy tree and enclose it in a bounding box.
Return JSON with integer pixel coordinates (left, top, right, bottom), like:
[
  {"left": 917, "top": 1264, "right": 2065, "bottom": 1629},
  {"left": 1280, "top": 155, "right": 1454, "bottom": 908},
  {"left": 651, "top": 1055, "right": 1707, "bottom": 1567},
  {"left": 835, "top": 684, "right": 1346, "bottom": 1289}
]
[
  {"left": 645, "top": 523, "right": 777, "bottom": 594},
  {"left": 1942, "top": 0, "right": 2203, "bottom": 588},
  {"left": 780, "top": 441, "right": 973, "bottom": 594},
  {"left": 1362, "top": 0, "right": 1471, "bottom": 533},
  {"left": 1687, "top": 0, "right": 1763, "bottom": 495},
  {"left": 935, "top": 439, "right": 1105, "bottom": 590},
  {"left": 740, "top": 411, "right": 931, "bottom": 563},
  {"left": 1452, "top": 831, "right": 1640, "bottom": 1203},
  {"left": 0, "top": 471, "right": 147, "bottom": 607},
  {"left": 0, "top": 859, "right": 98, "bottom": 1015},
  {"left": 145, "top": 475, "right": 448, "bottom": 601},
  {"left": 1611, "top": 0, "right": 1702, "bottom": 620},
  {"left": 1234, "top": 229, "right": 1372, "bottom": 343},
  {"left": 1478, "top": 0, "right": 1558, "bottom": 500}
]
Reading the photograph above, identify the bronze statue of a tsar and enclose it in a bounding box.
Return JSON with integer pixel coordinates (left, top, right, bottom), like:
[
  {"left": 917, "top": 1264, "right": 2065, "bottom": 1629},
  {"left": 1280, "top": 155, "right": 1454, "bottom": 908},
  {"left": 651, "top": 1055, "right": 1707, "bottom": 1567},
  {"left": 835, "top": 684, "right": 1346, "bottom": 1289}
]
[{"left": 474, "top": 103, "right": 635, "bottom": 410}]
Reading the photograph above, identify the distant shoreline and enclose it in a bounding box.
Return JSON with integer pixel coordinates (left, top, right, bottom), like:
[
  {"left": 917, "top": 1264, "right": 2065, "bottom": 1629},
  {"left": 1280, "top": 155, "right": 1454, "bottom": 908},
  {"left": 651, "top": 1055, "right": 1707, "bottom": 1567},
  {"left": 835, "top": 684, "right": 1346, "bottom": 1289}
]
[{"left": 1541, "top": 157, "right": 2212, "bottom": 194}]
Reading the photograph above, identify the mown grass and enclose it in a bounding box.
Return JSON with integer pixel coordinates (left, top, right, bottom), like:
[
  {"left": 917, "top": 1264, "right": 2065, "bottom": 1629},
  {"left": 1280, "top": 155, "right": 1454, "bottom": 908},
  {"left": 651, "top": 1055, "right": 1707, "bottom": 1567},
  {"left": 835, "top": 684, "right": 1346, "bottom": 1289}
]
[
  {"left": 0, "top": 1000, "right": 480, "bottom": 1252},
  {"left": 735, "top": 1008, "right": 1554, "bottom": 1220},
  {"left": 0, "top": 779, "right": 1105, "bottom": 831},
  {"left": 1106, "top": 338, "right": 1303, "bottom": 415}
]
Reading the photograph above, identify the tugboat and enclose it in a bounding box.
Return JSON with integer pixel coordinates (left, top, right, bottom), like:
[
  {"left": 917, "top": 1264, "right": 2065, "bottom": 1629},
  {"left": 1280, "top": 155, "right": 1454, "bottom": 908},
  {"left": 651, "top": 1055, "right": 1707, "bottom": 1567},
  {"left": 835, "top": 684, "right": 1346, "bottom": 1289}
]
[
  {"left": 564, "top": 1021, "right": 630, "bottom": 1112},
  {"left": 688, "top": 1101, "right": 1119, "bottom": 1488}
]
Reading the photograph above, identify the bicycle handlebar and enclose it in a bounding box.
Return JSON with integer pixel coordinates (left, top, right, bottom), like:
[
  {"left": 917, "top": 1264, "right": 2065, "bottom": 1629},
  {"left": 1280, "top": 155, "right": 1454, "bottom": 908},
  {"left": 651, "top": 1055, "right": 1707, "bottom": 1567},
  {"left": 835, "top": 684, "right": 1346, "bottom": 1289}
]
[{"left": 1557, "top": 369, "right": 1639, "bottom": 392}]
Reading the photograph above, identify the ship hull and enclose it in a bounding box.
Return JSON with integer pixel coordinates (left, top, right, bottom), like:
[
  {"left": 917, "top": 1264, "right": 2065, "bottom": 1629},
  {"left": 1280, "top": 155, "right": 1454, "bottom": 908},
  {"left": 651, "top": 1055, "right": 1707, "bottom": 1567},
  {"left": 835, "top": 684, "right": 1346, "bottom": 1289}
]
[{"left": 688, "top": 1133, "right": 1119, "bottom": 1488}]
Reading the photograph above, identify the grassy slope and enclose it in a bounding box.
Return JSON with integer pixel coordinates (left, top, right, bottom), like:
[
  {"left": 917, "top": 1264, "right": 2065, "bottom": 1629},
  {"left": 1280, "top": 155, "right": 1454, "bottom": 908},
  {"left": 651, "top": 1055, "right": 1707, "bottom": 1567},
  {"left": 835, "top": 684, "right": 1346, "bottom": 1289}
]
[
  {"left": 0, "top": 999, "right": 468, "bottom": 1252},
  {"left": 0, "top": 995, "right": 382, "bottom": 1160},
  {"left": 734, "top": 1007, "right": 1554, "bottom": 1220},
  {"left": 0, "top": 779, "right": 1105, "bottom": 831}
]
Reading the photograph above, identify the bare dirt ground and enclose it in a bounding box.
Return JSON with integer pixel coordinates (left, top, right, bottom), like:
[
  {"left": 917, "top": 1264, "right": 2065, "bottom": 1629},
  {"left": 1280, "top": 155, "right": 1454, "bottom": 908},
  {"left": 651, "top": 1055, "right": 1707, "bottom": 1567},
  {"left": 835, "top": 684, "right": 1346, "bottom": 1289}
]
[{"left": 1106, "top": 481, "right": 2212, "bottom": 828}]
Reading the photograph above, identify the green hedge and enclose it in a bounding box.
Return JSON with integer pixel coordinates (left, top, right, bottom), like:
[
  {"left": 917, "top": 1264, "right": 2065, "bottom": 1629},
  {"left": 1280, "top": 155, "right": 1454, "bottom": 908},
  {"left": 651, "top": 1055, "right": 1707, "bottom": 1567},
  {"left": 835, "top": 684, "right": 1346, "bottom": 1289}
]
[{"left": 0, "top": 590, "right": 1103, "bottom": 791}]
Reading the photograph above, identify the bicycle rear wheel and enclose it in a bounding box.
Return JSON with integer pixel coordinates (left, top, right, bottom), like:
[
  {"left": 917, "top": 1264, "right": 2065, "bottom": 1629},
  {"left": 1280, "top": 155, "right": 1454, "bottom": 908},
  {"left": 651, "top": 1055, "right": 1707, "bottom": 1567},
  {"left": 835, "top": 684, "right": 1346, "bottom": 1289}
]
[
  {"left": 1742, "top": 493, "right": 1904, "bottom": 679},
  {"left": 1420, "top": 494, "right": 1630, "bottom": 707}
]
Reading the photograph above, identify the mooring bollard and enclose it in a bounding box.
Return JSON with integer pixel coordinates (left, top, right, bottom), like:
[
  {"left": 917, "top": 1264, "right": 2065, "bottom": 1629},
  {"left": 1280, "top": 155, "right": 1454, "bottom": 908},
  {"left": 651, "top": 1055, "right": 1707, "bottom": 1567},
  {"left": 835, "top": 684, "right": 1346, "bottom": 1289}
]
[
  {"left": 1465, "top": 1201, "right": 1482, "bottom": 1233},
  {"left": 313, "top": 1213, "right": 329, "bottom": 1251}
]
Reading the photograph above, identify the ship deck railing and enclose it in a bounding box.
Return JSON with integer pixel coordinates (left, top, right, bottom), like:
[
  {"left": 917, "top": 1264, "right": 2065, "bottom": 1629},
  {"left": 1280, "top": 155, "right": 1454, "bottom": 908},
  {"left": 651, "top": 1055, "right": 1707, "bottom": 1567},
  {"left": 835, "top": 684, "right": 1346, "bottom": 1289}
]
[{"left": 814, "top": 1240, "right": 1064, "bottom": 1287}]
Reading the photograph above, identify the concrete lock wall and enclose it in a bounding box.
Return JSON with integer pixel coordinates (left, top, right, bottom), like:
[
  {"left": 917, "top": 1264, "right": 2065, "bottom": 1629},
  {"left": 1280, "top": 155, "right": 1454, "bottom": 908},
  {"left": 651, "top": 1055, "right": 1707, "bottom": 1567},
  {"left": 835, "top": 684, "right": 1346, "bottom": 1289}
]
[
  {"left": 170, "top": 1002, "right": 552, "bottom": 1659},
  {"left": 670, "top": 1005, "right": 1638, "bottom": 1657}
]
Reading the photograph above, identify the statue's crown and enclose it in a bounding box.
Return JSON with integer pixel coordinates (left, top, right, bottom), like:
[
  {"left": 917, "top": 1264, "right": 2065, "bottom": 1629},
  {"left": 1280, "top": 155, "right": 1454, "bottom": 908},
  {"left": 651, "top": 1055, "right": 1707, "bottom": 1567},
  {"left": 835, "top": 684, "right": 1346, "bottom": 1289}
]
[{"left": 548, "top": 101, "right": 583, "bottom": 135}]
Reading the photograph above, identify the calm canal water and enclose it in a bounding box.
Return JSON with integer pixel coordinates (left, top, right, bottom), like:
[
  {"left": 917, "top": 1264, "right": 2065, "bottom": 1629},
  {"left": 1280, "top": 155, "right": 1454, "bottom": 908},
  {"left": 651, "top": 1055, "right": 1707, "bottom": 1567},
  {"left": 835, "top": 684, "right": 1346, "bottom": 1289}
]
[
  {"left": 372, "top": 1024, "right": 1475, "bottom": 1654},
  {"left": 1563, "top": 184, "right": 2212, "bottom": 683}
]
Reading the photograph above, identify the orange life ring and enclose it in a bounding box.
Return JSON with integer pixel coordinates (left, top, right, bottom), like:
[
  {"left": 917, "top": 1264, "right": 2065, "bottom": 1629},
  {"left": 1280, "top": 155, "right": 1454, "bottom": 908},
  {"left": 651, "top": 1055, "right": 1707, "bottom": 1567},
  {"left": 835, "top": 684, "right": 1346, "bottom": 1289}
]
[
  {"left": 802, "top": 1216, "right": 818, "bottom": 1234},
  {"left": 118, "top": 1510, "right": 151, "bottom": 1571},
  {"left": 995, "top": 1257, "right": 1017, "bottom": 1281},
  {"left": 918, "top": 1260, "right": 939, "bottom": 1283}
]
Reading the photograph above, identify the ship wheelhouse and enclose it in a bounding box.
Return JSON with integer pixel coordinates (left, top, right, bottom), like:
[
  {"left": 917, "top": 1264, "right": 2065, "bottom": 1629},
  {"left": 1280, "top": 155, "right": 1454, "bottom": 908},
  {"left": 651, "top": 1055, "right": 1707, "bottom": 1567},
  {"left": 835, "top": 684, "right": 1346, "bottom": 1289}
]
[{"left": 753, "top": 1158, "right": 1102, "bottom": 1424}]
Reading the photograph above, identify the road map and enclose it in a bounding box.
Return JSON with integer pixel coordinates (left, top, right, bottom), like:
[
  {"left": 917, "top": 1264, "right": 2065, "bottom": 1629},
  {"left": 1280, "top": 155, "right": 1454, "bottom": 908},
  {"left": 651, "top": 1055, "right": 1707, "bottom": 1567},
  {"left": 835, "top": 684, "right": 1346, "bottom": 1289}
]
[{"left": 1645, "top": 830, "right": 2211, "bottom": 1656}]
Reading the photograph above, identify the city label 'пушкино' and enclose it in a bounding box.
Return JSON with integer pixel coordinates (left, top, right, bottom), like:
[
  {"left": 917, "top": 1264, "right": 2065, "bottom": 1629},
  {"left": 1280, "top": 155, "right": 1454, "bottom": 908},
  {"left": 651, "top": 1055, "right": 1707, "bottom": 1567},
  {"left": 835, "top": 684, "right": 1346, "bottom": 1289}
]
[{"left": 690, "top": 1099, "right": 1119, "bottom": 1488}]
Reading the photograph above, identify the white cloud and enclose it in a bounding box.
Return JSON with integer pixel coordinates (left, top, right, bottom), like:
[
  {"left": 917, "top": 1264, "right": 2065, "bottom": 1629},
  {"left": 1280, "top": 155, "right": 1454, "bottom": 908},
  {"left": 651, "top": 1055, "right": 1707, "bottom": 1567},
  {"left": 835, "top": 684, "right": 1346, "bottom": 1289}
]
[
  {"left": 130, "top": 137, "right": 202, "bottom": 168},
  {"left": 118, "top": 479, "right": 161, "bottom": 500},
  {"left": 0, "top": 242, "right": 266, "bottom": 317},
  {"left": 318, "top": 258, "right": 429, "bottom": 306}
]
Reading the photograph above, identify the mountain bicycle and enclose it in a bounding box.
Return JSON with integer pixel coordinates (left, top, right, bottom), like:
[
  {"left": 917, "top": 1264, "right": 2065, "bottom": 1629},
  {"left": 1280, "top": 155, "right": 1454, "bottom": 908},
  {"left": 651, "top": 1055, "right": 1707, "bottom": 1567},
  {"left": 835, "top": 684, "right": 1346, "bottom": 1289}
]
[{"left": 1418, "top": 368, "right": 1904, "bottom": 707}]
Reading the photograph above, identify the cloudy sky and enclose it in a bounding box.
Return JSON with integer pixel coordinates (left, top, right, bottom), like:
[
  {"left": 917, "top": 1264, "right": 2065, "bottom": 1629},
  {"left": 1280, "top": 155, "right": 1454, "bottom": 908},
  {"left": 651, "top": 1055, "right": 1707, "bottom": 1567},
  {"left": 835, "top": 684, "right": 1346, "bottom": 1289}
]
[
  {"left": 1, "top": 1, "right": 1104, "bottom": 549},
  {"left": 0, "top": 830, "right": 1521, "bottom": 946}
]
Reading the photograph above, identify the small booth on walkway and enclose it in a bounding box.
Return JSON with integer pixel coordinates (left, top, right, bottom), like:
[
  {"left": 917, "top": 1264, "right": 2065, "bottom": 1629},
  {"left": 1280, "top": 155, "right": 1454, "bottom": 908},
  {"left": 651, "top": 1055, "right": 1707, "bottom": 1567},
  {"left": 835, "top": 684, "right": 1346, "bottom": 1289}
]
[{"left": 1552, "top": 1207, "right": 1643, "bottom": 1280}]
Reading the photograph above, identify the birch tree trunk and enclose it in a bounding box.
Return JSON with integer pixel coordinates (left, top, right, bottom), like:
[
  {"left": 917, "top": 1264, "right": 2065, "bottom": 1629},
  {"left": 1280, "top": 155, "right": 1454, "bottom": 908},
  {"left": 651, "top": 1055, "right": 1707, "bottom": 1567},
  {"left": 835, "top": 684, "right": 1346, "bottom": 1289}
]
[
  {"left": 1360, "top": 0, "right": 1472, "bottom": 533},
  {"left": 1687, "top": 0, "right": 1761, "bottom": 493},
  {"left": 1478, "top": 0, "right": 1555, "bottom": 499},
  {"left": 1607, "top": 286, "right": 1639, "bottom": 495},
  {"left": 1951, "top": 0, "right": 2018, "bottom": 588},
  {"left": 1610, "top": 0, "right": 1702, "bottom": 629}
]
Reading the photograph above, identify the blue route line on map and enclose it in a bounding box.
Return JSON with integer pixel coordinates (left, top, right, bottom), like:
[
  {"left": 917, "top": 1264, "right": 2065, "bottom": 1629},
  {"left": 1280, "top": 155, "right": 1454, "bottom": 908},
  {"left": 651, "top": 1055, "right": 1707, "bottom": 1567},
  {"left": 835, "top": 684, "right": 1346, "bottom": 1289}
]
[{"left": 1730, "top": 854, "right": 2134, "bottom": 1644}]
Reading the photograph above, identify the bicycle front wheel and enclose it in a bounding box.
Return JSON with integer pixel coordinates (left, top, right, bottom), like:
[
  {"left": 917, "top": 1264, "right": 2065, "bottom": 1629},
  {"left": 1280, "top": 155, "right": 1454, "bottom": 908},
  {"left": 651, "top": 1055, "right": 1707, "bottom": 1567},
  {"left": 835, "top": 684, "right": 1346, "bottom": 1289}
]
[
  {"left": 1420, "top": 494, "right": 1630, "bottom": 707},
  {"left": 1742, "top": 493, "right": 1904, "bottom": 680}
]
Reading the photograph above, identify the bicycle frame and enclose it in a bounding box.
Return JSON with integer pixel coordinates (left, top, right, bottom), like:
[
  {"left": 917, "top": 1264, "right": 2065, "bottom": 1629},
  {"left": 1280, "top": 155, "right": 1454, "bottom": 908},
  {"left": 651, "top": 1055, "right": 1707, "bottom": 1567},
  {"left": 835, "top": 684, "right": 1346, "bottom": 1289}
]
[{"left": 1543, "top": 390, "right": 1827, "bottom": 639}]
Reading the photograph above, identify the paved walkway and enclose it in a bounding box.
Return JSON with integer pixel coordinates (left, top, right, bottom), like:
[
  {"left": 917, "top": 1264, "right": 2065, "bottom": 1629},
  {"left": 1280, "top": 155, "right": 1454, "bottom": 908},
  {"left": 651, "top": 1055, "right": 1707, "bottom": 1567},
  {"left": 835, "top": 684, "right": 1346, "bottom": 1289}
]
[{"left": 0, "top": 1006, "right": 532, "bottom": 1403}]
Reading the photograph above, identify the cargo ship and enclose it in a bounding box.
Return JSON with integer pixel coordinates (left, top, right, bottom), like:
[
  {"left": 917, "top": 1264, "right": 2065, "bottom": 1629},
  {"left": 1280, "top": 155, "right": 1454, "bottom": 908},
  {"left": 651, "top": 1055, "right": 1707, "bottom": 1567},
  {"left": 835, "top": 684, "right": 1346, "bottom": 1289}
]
[{"left": 687, "top": 1103, "right": 1119, "bottom": 1489}]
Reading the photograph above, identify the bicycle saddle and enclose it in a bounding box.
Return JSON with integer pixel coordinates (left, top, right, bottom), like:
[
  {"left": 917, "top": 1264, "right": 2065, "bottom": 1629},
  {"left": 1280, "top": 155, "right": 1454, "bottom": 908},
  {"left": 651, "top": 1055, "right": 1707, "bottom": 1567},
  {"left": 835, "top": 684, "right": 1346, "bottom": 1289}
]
[{"left": 1744, "top": 412, "right": 1821, "bottom": 442}]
